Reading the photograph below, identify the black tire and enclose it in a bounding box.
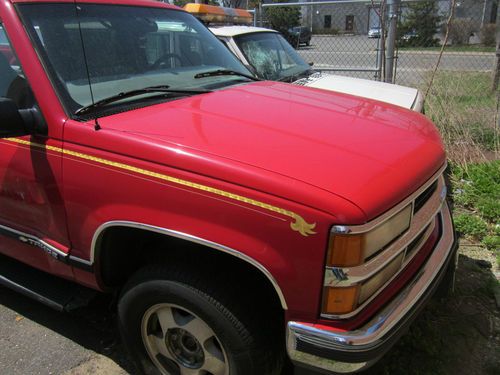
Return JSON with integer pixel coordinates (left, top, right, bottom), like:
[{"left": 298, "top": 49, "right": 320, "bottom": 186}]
[{"left": 118, "top": 265, "right": 283, "bottom": 375}]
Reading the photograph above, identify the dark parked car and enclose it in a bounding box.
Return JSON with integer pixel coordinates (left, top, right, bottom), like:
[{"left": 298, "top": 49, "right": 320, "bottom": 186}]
[{"left": 286, "top": 26, "right": 311, "bottom": 47}]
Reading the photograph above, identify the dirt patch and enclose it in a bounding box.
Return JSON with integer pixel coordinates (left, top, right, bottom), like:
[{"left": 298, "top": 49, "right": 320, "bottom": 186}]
[{"left": 370, "top": 240, "right": 500, "bottom": 375}]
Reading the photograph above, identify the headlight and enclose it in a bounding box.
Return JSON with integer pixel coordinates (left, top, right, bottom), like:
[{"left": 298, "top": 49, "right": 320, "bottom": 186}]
[
  {"left": 322, "top": 252, "right": 405, "bottom": 315},
  {"left": 322, "top": 204, "right": 412, "bottom": 315},
  {"left": 326, "top": 204, "right": 412, "bottom": 267}
]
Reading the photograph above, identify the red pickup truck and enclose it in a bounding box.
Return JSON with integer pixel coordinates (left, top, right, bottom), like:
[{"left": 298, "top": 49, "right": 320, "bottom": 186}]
[{"left": 0, "top": 0, "right": 457, "bottom": 374}]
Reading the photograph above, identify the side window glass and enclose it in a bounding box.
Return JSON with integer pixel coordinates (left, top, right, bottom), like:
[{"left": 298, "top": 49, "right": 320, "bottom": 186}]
[{"left": 0, "top": 24, "right": 35, "bottom": 109}]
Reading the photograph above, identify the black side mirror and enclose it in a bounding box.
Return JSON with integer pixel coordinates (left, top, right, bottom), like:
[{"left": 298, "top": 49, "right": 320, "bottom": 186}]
[
  {"left": 308, "top": 61, "right": 314, "bottom": 67},
  {"left": 0, "top": 97, "right": 27, "bottom": 137},
  {"left": 0, "top": 97, "right": 46, "bottom": 138}
]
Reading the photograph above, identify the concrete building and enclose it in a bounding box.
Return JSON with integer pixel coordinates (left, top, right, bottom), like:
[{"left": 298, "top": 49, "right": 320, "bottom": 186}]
[
  {"left": 277, "top": 0, "right": 498, "bottom": 35},
  {"left": 300, "top": 1, "right": 378, "bottom": 34}
]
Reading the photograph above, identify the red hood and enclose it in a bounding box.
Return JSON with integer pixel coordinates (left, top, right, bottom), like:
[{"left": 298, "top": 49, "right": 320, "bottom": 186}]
[{"left": 98, "top": 81, "right": 445, "bottom": 221}]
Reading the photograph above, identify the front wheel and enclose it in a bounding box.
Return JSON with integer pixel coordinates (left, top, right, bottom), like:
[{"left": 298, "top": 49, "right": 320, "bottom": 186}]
[{"left": 118, "top": 266, "right": 283, "bottom": 375}]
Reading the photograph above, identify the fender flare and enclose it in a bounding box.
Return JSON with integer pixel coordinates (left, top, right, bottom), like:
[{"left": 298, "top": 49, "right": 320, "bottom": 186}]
[{"left": 91, "top": 220, "right": 288, "bottom": 310}]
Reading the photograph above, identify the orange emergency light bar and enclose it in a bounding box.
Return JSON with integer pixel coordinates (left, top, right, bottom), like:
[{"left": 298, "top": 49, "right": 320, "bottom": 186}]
[{"left": 183, "top": 3, "right": 253, "bottom": 25}]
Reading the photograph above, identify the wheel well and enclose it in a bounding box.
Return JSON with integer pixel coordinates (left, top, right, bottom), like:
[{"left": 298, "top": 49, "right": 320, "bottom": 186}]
[{"left": 96, "top": 225, "right": 286, "bottom": 313}]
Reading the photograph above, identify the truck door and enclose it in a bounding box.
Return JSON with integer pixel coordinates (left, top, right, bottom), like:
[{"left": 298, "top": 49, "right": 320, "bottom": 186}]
[{"left": 0, "top": 21, "right": 70, "bottom": 277}]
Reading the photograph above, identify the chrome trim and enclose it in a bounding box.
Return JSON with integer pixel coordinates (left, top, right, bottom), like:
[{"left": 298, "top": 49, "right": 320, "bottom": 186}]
[
  {"left": 91, "top": 221, "right": 288, "bottom": 310},
  {"left": 0, "top": 223, "right": 68, "bottom": 260},
  {"left": 322, "top": 218, "right": 436, "bottom": 320},
  {"left": 68, "top": 255, "right": 94, "bottom": 272},
  {"left": 332, "top": 225, "right": 351, "bottom": 234},
  {"left": 69, "top": 256, "right": 92, "bottom": 266},
  {"left": 324, "top": 220, "right": 436, "bottom": 288},
  {"left": 287, "top": 204, "right": 455, "bottom": 374},
  {"left": 322, "top": 167, "right": 446, "bottom": 319},
  {"left": 332, "top": 164, "right": 446, "bottom": 234},
  {"left": 324, "top": 177, "right": 445, "bottom": 288}
]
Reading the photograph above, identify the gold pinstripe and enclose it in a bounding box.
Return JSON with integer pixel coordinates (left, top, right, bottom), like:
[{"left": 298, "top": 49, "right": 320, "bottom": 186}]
[{"left": 5, "top": 137, "right": 317, "bottom": 236}]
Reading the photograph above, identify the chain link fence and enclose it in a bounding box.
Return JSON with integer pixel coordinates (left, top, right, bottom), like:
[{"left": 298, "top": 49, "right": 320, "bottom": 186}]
[{"left": 258, "top": 0, "right": 499, "bottom": 164}]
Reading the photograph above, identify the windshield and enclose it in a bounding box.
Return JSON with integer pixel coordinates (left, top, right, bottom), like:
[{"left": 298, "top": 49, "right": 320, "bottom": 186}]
[
  {"left": 234, "top": 32, "right": 310, "bottom": 81},
  {"left": 18, "top": 3, "right": 251, "bottom": 114}
]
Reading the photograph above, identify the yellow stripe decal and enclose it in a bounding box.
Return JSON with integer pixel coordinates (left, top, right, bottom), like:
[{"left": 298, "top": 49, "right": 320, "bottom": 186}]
[{"left": 5, "top": 138, "right": 316, "bottom": 236}]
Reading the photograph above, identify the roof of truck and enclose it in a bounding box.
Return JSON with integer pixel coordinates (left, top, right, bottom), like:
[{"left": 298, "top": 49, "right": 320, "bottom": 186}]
[{"left": 209, "top": 26, "right": 277, "bottom": 37}]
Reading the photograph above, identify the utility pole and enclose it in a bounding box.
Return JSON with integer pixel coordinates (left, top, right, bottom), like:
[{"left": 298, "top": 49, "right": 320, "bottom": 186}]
[
  {"left": 385, "top": 0, "right": 400, "bottom": 83},
  {"left": 481, "top": 0, "right": 488, "bottom": 29},
  {"left": 494, "top": 4, "right": 500, "bottom": 91}
]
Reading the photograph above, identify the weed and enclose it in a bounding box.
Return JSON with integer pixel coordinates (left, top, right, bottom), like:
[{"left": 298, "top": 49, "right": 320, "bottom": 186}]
[
  {"left": 424, "top": 72, "right": 499, "bottom": 164},
  {"left": 451, "top": 161, "right": 499, "bottom": 264},
  {"left": 482, "top": 235, "right": 500, "bottom": 251},
  {"left": 451, "top": 161, "right": 500, "bottom": 222},
  {"left": 454, "top": 214, "right": 489, "bottom": 240}
]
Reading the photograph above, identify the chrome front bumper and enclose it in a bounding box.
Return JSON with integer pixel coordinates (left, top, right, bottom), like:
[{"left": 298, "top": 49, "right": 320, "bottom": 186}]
[{"left": 287, "top": 203, "right": 457, "bottom": 374}]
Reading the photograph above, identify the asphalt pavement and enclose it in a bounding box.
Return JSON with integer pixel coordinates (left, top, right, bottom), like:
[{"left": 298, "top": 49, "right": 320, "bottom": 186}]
[
  {"left": 0, "top": 286, "right": 132, "bottom": 375},
  {"left": 0, "top": 286, "right": 317, "bottom": 375}
]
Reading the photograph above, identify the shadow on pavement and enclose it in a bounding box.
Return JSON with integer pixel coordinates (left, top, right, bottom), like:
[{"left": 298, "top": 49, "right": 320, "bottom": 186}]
[{"left": 0, "top": 286, "right": 135, "bottom": 374}]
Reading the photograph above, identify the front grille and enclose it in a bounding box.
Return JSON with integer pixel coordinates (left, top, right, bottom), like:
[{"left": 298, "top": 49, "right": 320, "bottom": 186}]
[
  {"left": 405, "top": 223, "right": 432, "bottom": 259},
  {"left": 414, "top": 180, "right": 438, "bottom": 214}
]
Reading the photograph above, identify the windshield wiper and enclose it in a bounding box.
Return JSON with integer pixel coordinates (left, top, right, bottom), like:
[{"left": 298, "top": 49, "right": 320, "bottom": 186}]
[
  {"left": 277, "top": 69, "right": 314, "bottom": 83},
  {"left": 194, "top": 69, "right": 261, "bottom": 81},
  {"left": 75, "top": 85, "right": 212, "bottom": 116}
]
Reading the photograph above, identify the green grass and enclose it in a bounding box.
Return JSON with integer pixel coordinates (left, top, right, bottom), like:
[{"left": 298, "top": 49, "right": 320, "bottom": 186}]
[
  {"left": 452, "top": 161, "right": 500, "bottom": 221},
  {"left": 451, "top": 161, "right": 500, "bottom": 263},
  {"left": 454, "top": 214, "right": 489, "bottom": 240}
]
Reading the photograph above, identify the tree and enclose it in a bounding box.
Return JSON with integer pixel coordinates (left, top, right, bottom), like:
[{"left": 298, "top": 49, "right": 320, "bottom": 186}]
[
  {"left": 397, "top": 1, "right": 441, "bottom": 47},
  {"left": 221, "top": 0, "right": 246, "bottom": 8},
  {"left": 264, "top": 1, "right": 300, "bottom": 35},
  {"left": 173, "top": 0, "right": 191, "bottom": 7},
  {"left": 173, "top": 0, "right": 219, "bottom": 7}
]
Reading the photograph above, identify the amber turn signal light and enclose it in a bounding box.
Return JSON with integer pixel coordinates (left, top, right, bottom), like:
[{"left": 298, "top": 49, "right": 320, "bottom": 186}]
[
  {"left": 327, "top": 234, "right": 365, "bottom": 267},
  {"left": 322, "top": 285, "right": 360, "bottom": 315}
]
